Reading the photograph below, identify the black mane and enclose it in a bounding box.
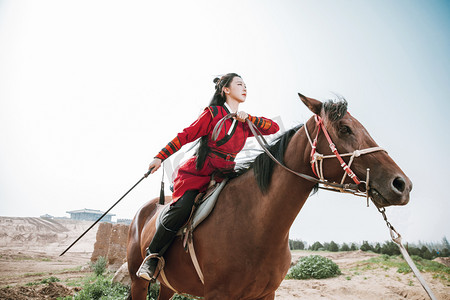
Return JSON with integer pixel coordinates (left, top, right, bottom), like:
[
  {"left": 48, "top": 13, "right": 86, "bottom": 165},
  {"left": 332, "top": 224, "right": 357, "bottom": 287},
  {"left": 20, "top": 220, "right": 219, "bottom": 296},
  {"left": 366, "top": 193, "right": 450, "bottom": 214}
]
[{"left": 233, "top": 124, "right": 303, "bottom": 193}]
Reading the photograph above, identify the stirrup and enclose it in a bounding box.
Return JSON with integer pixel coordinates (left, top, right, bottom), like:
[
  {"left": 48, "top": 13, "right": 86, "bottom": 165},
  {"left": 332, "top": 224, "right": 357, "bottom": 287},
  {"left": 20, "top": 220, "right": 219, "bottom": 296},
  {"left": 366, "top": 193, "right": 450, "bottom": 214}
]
[{"left": 136, "top": 253, "right": 165, "bottom": 282}]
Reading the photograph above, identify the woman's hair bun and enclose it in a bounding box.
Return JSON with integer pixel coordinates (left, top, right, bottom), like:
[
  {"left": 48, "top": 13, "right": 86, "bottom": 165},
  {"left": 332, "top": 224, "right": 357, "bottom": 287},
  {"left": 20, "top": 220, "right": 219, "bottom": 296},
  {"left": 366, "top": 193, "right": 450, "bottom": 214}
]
[{"left": 213, "top": 77, "right": 221, "bottom": 84}]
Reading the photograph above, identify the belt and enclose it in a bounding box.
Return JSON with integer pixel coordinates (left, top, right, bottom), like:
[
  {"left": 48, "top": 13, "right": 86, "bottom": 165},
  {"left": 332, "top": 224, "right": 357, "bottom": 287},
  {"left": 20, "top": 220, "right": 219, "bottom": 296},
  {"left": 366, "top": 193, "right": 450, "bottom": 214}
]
[{"left": 209, "top": 150, "right": 236, "bottom": 162}]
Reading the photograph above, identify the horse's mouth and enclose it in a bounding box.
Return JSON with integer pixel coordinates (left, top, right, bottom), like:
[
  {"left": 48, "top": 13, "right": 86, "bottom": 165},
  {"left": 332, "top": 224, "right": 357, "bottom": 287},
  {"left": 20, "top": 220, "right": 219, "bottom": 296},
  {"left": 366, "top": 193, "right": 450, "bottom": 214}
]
[{"left": 369, "top": 188, "right": 390, "bottom": 207}]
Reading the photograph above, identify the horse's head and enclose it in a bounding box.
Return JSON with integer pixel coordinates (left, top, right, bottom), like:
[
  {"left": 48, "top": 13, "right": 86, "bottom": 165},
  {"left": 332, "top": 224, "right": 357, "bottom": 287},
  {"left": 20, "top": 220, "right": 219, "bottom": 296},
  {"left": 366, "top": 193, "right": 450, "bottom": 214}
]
[{"left": 298, "top": 93, "right": 412, "bottom": 207}]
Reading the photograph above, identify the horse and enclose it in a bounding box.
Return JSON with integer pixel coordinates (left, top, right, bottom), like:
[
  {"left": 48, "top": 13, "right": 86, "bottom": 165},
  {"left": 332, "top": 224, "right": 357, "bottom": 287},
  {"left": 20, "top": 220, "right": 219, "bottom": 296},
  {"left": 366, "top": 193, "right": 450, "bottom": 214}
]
[{"left": 126, "top": 94, "right": 412, "bottom": 300}]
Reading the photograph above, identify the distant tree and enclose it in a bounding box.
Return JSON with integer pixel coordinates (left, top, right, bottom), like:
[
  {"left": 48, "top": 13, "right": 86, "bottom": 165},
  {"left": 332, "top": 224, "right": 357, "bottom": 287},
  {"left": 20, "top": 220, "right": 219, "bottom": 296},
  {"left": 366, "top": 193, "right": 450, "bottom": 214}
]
[
  {"left": 310, "top": 241, "right": 324, "bottom": 251},
  {"left": 328, "top": 241, "right": 339, "bottom": 252},
  {"left": 443, "top": 237, "right": 450, "bottom": 249},
  {"left": 381, "top": 241, "right": 400, "bottom": 256},
  {"left": 323, "top": 242, "right": 330, "bottom": 251},
  {"left": 289, "top": 239, "right": 305, "bottom": 250},
  {"left": 340, "top": 243, "right": 350, "bottom": 251},
  {"left": 374, "top": 243, "right": 381, "bottom": 254},
  {"left": 431, "top": 249, "right": 438, "bottom": 259},
  {"left": 421, "top": 246, "right": 433, "bottom": 260},
  {"left": 350, "top": 243, "right": 358, "bottom": 251},
  {"left": 360, "top": 241, "right": 373, "bottom": 252},
  {"left": 407, "top": 246, "right": 421, "bottom": 256},
  {"left": 439, "top": 248, "right": 449, "bottom": 257}
]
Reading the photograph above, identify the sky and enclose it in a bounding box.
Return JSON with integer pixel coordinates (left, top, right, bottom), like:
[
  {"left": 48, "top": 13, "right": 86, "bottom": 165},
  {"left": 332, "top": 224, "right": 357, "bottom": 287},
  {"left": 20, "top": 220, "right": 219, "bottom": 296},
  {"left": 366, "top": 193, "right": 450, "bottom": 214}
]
[{"left": 0, "top": 0, "right": 449, "bottom": 246}]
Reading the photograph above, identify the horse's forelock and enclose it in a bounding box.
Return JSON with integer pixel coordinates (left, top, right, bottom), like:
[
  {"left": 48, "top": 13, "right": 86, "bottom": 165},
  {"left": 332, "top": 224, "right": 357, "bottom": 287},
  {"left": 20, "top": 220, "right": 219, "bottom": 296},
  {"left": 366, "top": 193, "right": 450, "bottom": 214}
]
[{"left": 323, "top": 97, "right": 348, "bottom": 122}]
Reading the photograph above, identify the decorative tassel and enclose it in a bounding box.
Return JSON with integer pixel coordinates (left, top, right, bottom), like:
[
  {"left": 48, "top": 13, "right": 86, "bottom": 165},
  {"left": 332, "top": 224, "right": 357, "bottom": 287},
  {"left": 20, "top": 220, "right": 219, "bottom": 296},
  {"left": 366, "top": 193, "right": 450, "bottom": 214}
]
[{"left": 159, "top": 163, "right": 165, "bottom": 205}]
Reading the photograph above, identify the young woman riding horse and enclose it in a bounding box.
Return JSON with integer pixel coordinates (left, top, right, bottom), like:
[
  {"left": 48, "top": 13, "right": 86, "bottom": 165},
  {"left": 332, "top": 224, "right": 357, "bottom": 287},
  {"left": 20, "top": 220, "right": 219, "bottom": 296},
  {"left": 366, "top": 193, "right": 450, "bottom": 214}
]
[{"left": 136, "top": 73, "right": 280, "bottom": 281}]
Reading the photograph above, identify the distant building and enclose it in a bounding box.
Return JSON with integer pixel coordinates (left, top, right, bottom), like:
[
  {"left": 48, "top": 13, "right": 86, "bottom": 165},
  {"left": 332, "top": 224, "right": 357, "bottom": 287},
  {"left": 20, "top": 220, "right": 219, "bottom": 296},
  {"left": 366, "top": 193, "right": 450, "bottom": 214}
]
[
  {"left": 66, "top": 208, "right": 115, "bottom": 222},
  {"left": 40, "top": 214, "right": 54, "bottom": 219}
]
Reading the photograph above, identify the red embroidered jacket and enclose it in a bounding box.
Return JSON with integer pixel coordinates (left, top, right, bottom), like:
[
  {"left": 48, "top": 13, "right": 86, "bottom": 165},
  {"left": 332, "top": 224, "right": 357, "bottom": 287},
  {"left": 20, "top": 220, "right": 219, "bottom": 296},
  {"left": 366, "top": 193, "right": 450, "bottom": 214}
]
[{"left": 155, "top": 105, "right": 279, "bottom": 162}]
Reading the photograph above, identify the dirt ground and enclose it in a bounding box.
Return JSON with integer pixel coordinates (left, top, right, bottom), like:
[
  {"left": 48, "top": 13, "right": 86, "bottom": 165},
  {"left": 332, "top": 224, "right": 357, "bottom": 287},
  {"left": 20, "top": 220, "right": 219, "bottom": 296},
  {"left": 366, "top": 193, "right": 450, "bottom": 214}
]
[{"left": 0, "top": 217, "right": 449, "bottom": 299}]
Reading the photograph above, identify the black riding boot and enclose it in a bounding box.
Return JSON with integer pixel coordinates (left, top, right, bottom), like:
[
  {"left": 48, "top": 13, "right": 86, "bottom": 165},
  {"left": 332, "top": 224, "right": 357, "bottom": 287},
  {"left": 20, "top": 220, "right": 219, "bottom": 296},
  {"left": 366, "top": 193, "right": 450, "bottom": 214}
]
[
  {"left": 137, "top": 190, "right": 198, "bottom": 281},
  {"left": 136, "top": 223, "right": 177, "bottom": 281}
]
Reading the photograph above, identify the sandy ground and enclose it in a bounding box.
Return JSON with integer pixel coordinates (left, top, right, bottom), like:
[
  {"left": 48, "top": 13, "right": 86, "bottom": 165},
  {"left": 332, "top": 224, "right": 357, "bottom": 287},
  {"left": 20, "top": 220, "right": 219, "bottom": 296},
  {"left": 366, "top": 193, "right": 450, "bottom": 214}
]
[{"left": 0, "top": 217, "right": 449, "bottom": 299}]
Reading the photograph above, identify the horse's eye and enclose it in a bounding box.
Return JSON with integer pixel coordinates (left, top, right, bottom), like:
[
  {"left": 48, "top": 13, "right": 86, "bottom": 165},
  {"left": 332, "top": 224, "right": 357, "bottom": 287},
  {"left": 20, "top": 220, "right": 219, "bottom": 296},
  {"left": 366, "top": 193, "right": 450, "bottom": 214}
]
[{"left": 339, "top": 125, "right": 352, "bottom": 135}]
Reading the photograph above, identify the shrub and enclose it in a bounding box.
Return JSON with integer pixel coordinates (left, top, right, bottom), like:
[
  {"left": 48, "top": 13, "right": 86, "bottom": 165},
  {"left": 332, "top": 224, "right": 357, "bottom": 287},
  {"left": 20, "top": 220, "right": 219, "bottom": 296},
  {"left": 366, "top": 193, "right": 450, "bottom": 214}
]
[
  {"left": 91, "top": 256, "right": 107, "bottom": 277},
  {"left": 360, "top": 241, "right": 373, "bottom": 252},
  {"left": 172, "top": 294, "right": 197, "bottom": 300},
  {"left": 289, "top": 239, "right": 305, "bottom": 250},
  {"left": 380, "top": 241, "right": 400, "bottom": 256},
  {"left": 310, "top": 242, "right": 324, "bottom": 251},
  {"left": 374, "top": 243, "right": 381, "bottom": 254},
  {"left": 439, "top": 248, "right": 450, "bottom": 257},
  {"left": 41, "top": 276, "right": 60, "bottom": 284},
  {"left": 66, "top": 275, "right": 129, "bottom": 300},
  {"left": 340, "top": 243, "right": 350, "bottom": 251},
  {"left": 286, "top": 255, "right": 341, "bottom": 280},
  {"left": 421, "top": 246, "right": 433, "bottom": 260},
  {"left": 148, "top": 282, "right": 160, "bottom": 300},
  {"left": 328, "top": 241, "right": 339, "bottom": 252}
]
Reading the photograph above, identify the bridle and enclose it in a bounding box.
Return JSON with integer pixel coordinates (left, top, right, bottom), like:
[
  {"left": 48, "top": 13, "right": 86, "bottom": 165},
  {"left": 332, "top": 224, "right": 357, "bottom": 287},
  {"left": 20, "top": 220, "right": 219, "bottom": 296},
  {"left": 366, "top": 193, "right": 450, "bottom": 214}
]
[
  {"left": 304, "top": 114, "right": 385, "bottom": 202},
  {"left": 212, "top": 113, "right": 384, "bottom": 202}
]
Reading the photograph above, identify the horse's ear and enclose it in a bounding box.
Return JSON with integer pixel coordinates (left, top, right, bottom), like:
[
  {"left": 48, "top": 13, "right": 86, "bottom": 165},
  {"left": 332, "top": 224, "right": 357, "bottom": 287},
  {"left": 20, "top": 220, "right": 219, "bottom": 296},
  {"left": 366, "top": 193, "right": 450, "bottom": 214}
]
[{"left": 298, "top": 93, "right": 322, "bottom": 115}]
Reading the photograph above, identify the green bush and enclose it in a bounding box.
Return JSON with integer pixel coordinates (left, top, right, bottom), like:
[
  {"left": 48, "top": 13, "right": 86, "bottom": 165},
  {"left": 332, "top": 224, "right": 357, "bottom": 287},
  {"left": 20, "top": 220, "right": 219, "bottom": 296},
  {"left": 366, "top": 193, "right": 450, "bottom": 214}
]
[
  {"left": 360, "top": 241, "right": 373, "bottom": 252},
  {"left": 286, "top": 255, "right": 341, "bottom": 280},
  {"left": 289, "top": 239, "right": 306, "bottom": 250},
  {"left": 65, "top": 275, "right": 129, "bottom": 300},
  {"left": 328, "top": 241, "right": 339, "bottom": 252},
  {"left": 340, "top": 243, "right": 350, "bottom": 251},
  {"left": 310, "top": 241, "right": 324, "bottom": 251},
  {"left": 147, "top": 282, "right": 160, "bottom": 300},
  {"left": 172, "top": 294, "right": 197, "bottom": 300},
  {"left": 91, "top": 256, "right": 107, "bottom": 277},
  {"left": 381, "top": 241, "right": 400, "bottom": 256},
  {"left": 41, "top": 276, "right": 60, "bottom": 284}
]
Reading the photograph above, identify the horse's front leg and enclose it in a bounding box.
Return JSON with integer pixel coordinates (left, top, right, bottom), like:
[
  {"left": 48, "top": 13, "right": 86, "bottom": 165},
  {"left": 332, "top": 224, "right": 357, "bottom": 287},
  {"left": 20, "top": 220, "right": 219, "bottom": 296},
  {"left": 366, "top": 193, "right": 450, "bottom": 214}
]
[{"left": 129, "top": 278, "right": 149, "bottom": 300}]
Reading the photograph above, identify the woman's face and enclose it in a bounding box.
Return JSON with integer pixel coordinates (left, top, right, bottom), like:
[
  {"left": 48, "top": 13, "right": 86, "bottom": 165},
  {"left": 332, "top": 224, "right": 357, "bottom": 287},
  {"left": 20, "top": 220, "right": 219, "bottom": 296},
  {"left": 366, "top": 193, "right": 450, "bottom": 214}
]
[{"left": 224, "top": 77, "right": 247, "bottom": 103}]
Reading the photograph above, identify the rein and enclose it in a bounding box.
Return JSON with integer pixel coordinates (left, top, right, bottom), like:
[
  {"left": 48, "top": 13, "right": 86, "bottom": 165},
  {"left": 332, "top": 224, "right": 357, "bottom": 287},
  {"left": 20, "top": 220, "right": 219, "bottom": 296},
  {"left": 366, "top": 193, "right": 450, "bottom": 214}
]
[{"left": 212, "top": 113, "right": 376, "bottom": 199}]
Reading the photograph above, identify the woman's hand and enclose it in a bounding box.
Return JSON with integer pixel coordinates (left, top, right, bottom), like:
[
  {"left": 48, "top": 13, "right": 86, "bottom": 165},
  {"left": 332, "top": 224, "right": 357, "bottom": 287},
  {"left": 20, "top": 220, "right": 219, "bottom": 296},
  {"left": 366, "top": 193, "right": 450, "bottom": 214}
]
[
  {"left": 235, "top": 111, "right": 248, "bottom": 122},
  {"left": 148, "top": 158, "right": 162, "bottom": 174}
]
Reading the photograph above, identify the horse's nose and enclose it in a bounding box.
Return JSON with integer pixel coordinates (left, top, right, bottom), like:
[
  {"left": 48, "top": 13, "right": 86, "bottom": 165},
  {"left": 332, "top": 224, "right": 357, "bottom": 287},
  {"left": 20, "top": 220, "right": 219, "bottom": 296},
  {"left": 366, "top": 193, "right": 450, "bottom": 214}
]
[
  {"left": 392, "top": 177, "right": 405, "bottom": 193},
  {"left": 391, "top": 176, "right": 412, "bottom": 195}
]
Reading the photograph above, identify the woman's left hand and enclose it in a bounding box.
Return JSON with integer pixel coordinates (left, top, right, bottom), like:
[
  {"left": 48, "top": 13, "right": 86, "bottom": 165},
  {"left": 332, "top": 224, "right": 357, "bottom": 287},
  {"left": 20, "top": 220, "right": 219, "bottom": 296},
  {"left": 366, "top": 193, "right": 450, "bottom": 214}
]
[{"left": 236, "top": 111, "right": 248, "bottom": 122}]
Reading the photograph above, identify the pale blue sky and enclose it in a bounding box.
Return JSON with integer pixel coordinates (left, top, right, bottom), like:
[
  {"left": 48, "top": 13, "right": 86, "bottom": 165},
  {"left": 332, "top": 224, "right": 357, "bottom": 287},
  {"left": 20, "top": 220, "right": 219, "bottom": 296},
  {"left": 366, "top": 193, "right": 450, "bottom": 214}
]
[{"left": 0, "top": 0, "right": 449, "bottom": 245}]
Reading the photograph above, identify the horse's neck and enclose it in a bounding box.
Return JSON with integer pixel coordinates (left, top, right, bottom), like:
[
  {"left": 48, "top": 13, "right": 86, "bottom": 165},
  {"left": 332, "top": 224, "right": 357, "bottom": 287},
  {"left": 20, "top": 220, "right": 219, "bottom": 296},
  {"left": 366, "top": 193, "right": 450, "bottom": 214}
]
[{"left": 256, "top": 119, "right": 318, "bottom": 238}]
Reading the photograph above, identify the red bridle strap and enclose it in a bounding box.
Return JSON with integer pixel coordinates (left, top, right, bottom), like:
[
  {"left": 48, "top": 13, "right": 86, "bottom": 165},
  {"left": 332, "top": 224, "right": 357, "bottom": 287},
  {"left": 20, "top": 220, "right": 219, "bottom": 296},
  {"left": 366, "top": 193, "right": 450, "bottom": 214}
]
[{"left": 310, "top": 115, "right": 361, "bottom": 185}]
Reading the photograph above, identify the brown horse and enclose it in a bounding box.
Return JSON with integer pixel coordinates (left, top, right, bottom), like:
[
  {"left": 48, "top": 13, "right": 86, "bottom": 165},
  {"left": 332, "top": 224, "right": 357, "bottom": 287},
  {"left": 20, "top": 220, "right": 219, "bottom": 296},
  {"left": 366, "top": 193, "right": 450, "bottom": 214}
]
[{"left": 127, "top": 94, "right": 412, "bottom": 299}]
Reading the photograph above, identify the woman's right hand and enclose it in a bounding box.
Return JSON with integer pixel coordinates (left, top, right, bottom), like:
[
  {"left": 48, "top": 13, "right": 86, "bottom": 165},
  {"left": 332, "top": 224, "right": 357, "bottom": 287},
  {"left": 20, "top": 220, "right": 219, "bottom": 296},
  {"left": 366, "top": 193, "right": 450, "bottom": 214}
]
[{"left": 148, "top": 158, "right": 162, "bottom": 174}]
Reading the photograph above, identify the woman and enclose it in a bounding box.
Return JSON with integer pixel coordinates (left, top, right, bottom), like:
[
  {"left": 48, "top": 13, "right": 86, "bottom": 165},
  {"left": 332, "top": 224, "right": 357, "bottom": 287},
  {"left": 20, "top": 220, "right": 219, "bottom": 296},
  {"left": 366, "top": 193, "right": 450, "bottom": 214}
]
[{"left": 137, "top": 73, "right": 279, "bottom": 281}]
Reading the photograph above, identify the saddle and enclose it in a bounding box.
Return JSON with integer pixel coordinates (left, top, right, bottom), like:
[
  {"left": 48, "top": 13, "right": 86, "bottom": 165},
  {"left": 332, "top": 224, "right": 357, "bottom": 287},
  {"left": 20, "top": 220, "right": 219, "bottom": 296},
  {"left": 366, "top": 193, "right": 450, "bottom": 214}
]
[{"left": 157, "top": 179, "right": 227, "bottom": 239}]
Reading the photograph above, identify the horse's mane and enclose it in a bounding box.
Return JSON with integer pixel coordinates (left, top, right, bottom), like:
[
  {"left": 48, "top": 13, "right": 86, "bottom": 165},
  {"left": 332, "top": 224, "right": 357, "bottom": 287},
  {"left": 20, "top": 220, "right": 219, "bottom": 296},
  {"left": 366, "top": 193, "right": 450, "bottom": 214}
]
[{"left": 230, "top": 98, "right": 347, "bottom": 194}]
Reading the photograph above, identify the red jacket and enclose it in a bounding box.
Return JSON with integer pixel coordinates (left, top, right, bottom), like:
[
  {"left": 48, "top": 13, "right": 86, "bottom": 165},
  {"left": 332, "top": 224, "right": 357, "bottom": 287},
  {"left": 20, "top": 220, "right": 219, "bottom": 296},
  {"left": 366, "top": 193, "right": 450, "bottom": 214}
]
[{"left": 155, "top": 105, "right": 279, "bottom": 202}]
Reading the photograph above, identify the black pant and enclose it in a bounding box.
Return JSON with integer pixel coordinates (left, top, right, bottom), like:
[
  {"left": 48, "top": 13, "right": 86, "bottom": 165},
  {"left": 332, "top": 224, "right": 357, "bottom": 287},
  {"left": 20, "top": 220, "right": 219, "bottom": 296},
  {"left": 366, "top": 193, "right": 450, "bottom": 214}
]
[{"left": 160, "top": 190, "right": 199, "bottom": 232}]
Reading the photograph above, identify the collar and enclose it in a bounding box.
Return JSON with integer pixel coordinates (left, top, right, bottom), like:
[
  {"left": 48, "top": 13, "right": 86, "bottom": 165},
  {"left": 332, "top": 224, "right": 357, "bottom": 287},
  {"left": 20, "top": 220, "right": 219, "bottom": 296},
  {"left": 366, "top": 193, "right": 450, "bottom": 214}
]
[{"left": 224, "top": 102, "right": 236, "bottom": 113}]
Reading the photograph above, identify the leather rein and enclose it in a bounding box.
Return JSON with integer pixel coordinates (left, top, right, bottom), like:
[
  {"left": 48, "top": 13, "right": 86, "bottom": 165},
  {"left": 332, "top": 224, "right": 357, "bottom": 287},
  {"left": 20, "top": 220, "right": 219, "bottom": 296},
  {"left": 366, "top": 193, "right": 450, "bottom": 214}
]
[{"left": 212, "top": 113, "right": 384, "bottom": 201}]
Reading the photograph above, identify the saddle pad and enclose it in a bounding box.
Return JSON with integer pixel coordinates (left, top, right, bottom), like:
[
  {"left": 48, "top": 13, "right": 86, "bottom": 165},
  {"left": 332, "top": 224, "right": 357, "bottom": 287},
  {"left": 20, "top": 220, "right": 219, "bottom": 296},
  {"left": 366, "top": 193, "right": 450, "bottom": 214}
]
[
  {"left": 190, "top": 179, "right": 227, "bottom": 230},
  {"left": 156, "top": 180, "right": 228, "bottom": 235}
]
